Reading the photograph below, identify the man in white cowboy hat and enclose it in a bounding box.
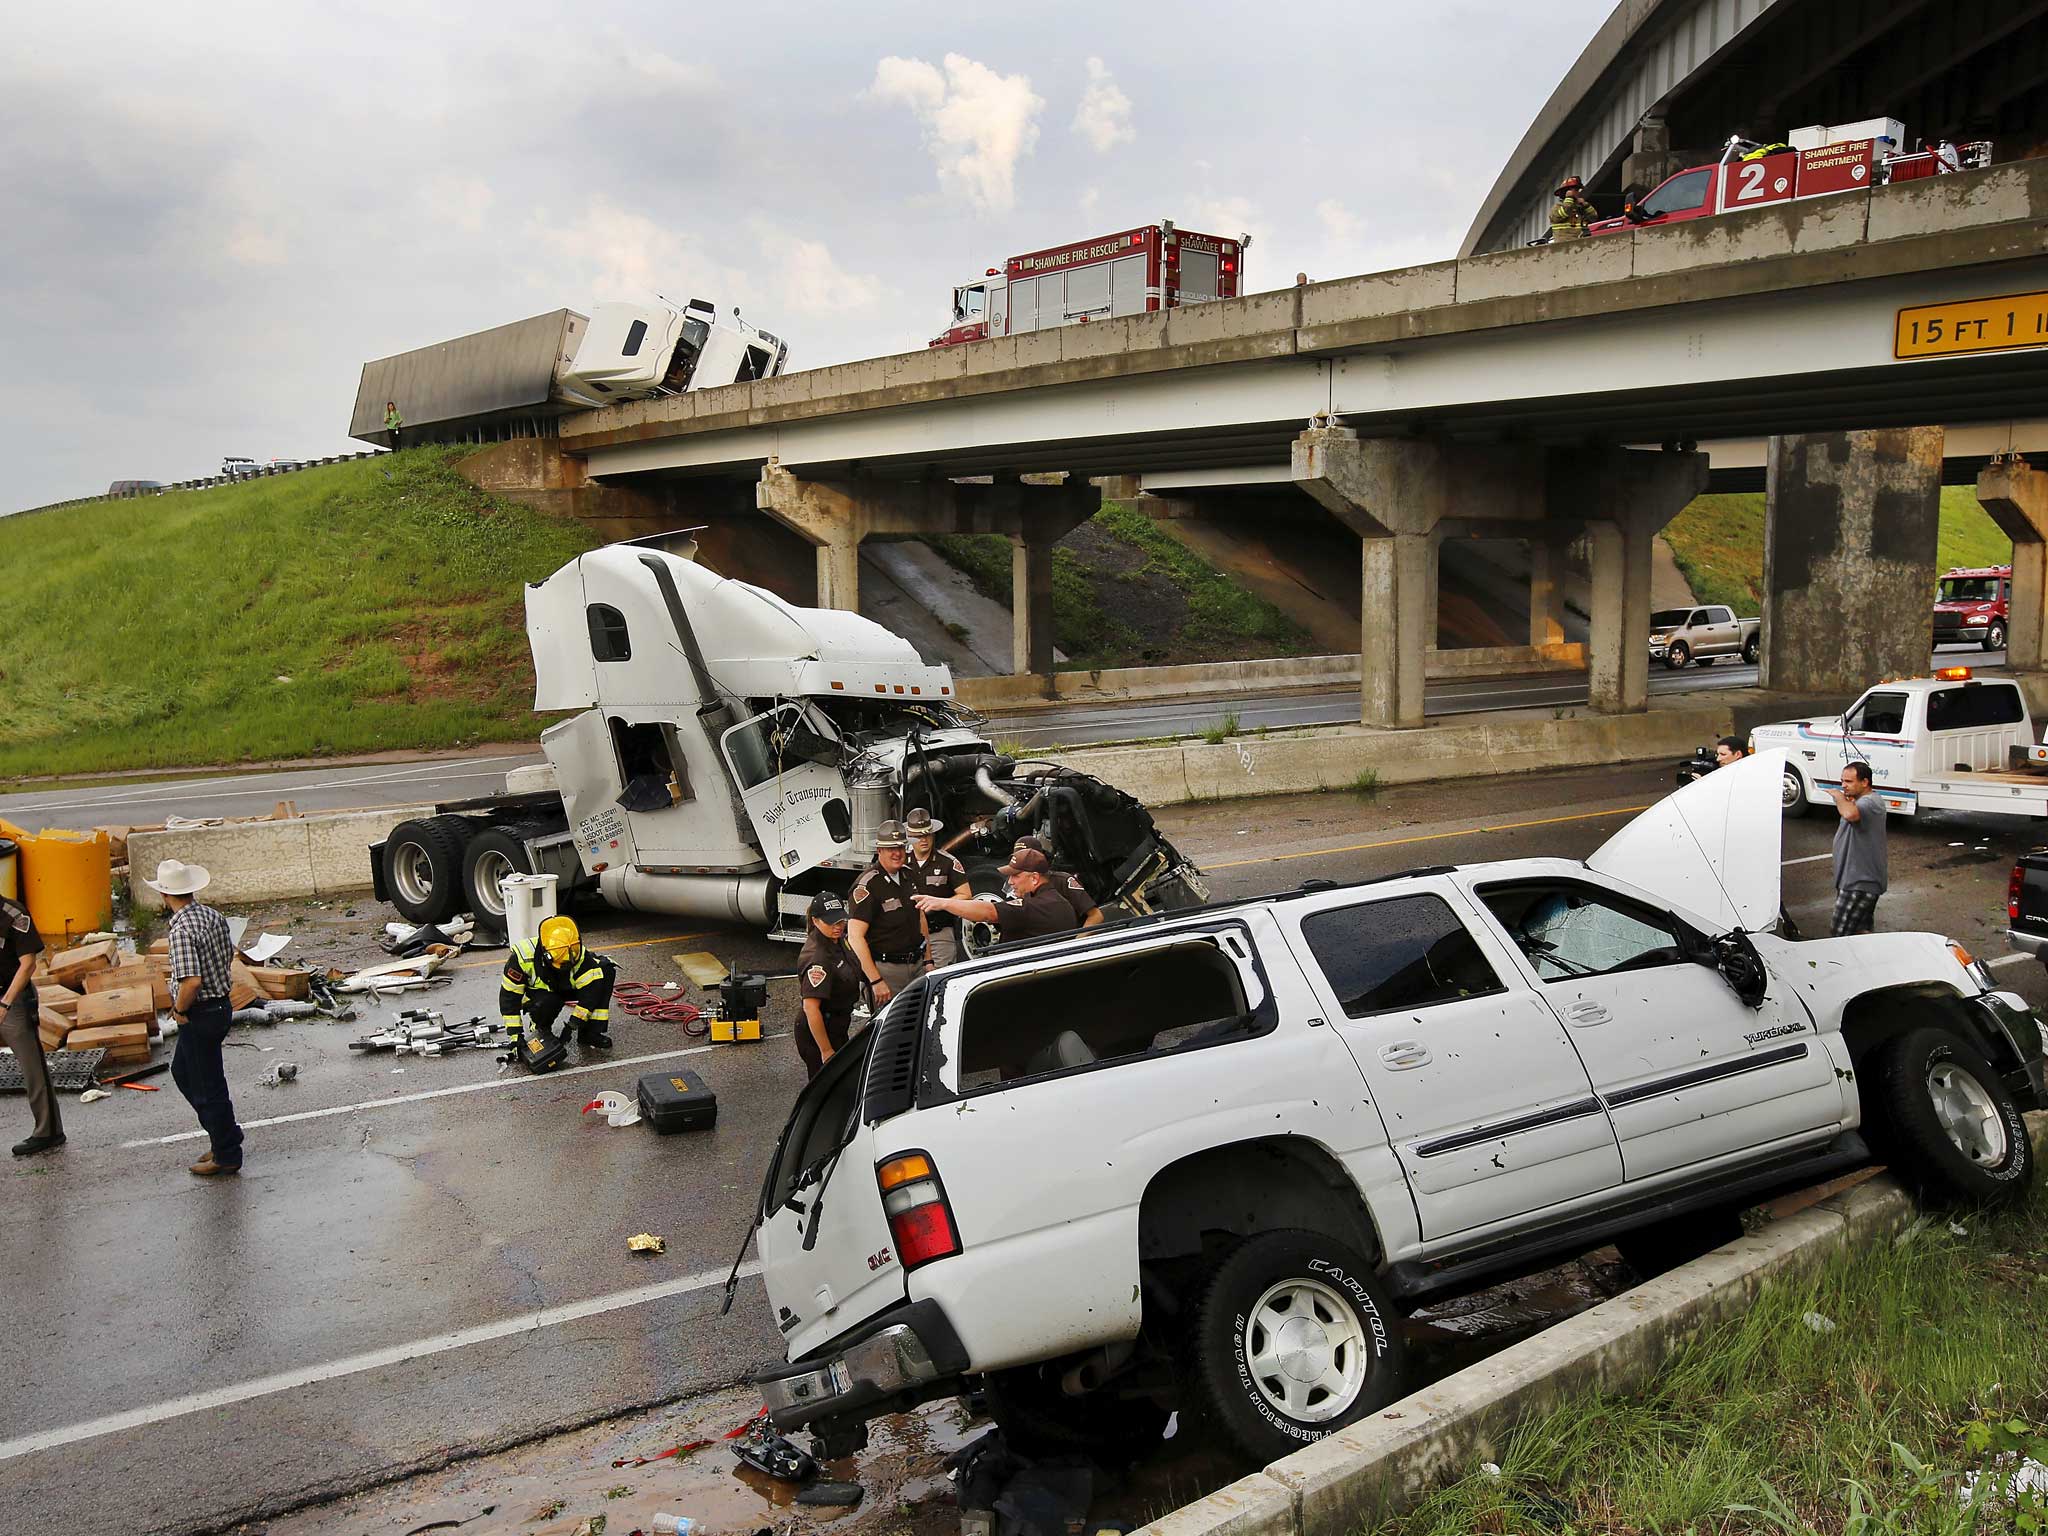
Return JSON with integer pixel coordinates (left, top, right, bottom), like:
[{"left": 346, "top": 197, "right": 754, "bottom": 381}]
[
  {"left": 147, "top": 860, "right": 245, "bottom": 1176},
  {"left": 904, "top": 808, "right": 971, "bottom": 969}
]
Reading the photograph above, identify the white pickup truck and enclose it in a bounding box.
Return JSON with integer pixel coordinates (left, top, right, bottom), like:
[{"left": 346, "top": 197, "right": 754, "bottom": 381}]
[
  {"left": 1649, "top": 605, "right": 1761, "bottom": 669},
  {"left": 1754, "top": 669, "right": 2048, "bottom": 821},
  {"left": 743, "top": 754, "right": 2043, "bottom": 1464}
]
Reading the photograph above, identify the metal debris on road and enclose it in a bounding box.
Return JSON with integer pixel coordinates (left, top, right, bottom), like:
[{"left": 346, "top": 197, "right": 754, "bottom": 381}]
[
  {"left": 259, "top": 1062, "right": 300, "bottom": 1088},
  {"left": 628, "top": 1233, "right": 666, "bottom": 1255},
  {"left": 78, "top": 1088, "right": 110, "bottom": 1103}
]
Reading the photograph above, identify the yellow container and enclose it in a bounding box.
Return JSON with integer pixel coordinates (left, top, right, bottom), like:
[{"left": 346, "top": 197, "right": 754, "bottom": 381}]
[
  {"left": 0, "top": 838, "right": 17, "bottom": 903},
  {"left": 709, "top": 1016, "right": 763, "bottom": 1044},
  {"left": 20, "top": 828, "right": 112, "bottom": 943}
]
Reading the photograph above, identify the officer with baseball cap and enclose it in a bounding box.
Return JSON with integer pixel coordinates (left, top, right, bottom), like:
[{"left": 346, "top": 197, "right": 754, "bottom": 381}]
[
  {"left": 846, "top": 818, "right": 927, "bottom": 1006},
  {"left": 1013, "top": 835, "right": 1105, "bottom": 928},
  {"left": 916, "top": 845, "right": 1076, "bottom": 943},
  {"left": 906, "top": 807, "right": 971, "bottom": 968},
  {"left": 795, "top": 892, "right": 862, "bottom": 1077}
]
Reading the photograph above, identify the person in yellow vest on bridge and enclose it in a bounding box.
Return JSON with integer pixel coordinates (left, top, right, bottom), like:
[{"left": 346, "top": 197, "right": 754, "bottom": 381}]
[{"left": 501, "top": 915, "right": 616, "bottom": 1073}]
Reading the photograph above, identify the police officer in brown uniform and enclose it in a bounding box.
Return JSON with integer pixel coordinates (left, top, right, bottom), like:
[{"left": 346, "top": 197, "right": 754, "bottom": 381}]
[
  {"left": 917, "top": 846, "right": 1077, "bottom": 943},
  {"left": 795, "top": 892, "right": 862, "bottom": 1078},
  {"left": 1014, "top": 835, "right": 1105, "bottom": 928},
  {"left": 907, "top": 808, "right": 972, "bottom": 968},
  {"left": 1, "top": 894, "right": 63, "bottom": 1157},
  {"left": 846, "top": 819, "right": 927, "bottom": 1006}
]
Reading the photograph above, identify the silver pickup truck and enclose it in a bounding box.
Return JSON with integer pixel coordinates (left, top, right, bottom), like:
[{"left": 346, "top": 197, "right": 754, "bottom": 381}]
[{"left": 1650, "top": 605, "right": 1762, "bottom": 669}]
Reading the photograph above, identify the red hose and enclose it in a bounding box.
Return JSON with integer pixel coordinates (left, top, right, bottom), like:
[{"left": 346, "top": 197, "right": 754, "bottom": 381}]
[{"left": 614, "top": 983, "right": 708, "bottom": 1035}]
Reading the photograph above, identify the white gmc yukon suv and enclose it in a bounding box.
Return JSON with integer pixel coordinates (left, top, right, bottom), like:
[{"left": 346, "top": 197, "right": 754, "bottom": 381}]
[{"left": 745, "top": 754, "right": 2044, "bottom": 1463}]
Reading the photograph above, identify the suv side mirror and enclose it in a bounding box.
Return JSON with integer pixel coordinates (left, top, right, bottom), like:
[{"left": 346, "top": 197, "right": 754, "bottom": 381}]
[{"left": 1624, "top": 201, "right": 1650, "bottom": 224}]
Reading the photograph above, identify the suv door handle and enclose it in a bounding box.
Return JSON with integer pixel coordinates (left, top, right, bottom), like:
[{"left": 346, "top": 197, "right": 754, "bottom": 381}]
[
  {"left": 1378, "top": 1041, "right": 1430, "bottom": 1070},
  {"left": 1563, "top": 1001, "right": 1610, "bottom": 1026}
]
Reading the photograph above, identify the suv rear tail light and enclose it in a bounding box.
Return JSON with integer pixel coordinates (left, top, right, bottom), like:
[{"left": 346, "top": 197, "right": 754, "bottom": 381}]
[
  {"left": 878, "top": 1152, "right": 960, "bottom": 1270},
  {"left": 2010, "top": 863, "right": 2025, "bottom": 923}
]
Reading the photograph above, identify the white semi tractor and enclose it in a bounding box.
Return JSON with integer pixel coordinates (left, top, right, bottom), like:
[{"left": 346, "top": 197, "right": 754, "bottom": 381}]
[{"left": 370, "top": 543, "right": 1207, "bottom": 939}]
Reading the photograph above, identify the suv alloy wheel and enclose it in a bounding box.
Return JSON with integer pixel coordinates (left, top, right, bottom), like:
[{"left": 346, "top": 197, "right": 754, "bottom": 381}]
[
  {"left": 1665, "top": 641, "right": 1690, "bottom": 670},
  {"left": 1868, "top": 1027, "right": 2034, "bottom": 1204},
  {"left": 1192, "top": 1230, "right": 1407, "bottom": 1461}
]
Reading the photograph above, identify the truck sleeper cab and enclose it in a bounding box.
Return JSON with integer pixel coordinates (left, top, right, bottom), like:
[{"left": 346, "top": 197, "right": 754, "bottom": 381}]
[{"left": 748, "top": 754, "right": 2042, "bottom": 1464}]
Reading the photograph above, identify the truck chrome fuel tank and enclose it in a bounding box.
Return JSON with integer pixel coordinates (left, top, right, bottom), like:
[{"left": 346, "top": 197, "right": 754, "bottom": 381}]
[{"left": 599, "top": 867, "right": 776, "bottom": 927}]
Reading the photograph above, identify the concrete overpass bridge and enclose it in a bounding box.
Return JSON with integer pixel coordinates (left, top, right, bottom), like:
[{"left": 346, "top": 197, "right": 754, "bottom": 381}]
[{"left": 557, "top": 161, "right": 2048, "bottom": 729}]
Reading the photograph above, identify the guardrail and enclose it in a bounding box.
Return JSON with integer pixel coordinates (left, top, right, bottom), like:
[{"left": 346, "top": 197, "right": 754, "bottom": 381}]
[{"left": 7, "top": 451, "right": 390, "bottom": 520}]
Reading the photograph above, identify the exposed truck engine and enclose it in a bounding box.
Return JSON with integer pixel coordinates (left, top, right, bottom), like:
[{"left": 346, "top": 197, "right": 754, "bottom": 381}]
[{"left": 369, "top": 542, "right": 1206, "bottom": 939}]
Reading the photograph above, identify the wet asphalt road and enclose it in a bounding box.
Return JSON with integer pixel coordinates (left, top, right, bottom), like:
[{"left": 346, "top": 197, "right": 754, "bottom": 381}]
[{"left": 4, "top": 761, "right": 2046, "bottom": 1535}]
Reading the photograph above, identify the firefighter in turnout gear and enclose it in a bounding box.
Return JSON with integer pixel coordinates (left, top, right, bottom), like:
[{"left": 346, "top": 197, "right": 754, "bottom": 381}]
[
  {"left": 502, "top": 915, "right": 617, "bottom": 1073},
  {"left": 1549, "top": 176, "right": 1597, "bottom": 239}
]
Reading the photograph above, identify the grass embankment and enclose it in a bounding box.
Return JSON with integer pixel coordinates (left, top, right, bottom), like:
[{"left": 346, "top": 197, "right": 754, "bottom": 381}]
[
  {"left": 1665, "top": 489, "right": 2013, "bottom": 614},
  {"left": 0, "top": 450, "right": 596, "bottom": 780},
  {"left": 1383, "top": 1183, "right": 2048, "bottom": 1535},
  {"left": 926, "top": 501, "right": 1310, "bottom": 670}
]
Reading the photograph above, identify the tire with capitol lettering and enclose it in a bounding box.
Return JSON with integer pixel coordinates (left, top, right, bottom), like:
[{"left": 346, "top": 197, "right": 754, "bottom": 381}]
[{"left": 1192, "top": 1229, "right": 1407, "bottom": 1463}]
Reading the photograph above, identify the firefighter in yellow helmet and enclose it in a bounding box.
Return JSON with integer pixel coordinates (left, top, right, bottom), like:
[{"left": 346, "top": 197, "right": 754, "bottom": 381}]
[{"left": 501, "top": 915, "right": 618, "bottom": 1073}]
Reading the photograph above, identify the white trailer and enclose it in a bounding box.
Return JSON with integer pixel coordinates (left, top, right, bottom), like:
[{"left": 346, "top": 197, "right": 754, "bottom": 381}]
[
  {"left": 1753, "top": 669, "right": 2048, "bottom": 821},
  {"left": 369, "top": 542, "right": 1205, "bottom": 938}
]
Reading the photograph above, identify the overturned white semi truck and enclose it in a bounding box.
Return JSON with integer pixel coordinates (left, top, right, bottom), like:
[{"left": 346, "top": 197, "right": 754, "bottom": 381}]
[{"left": 370, "top": 543, "right": 1207, "bottom": 939}]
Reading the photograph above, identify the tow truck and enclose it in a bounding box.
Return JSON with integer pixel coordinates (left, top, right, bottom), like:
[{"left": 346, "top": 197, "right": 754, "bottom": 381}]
[
  {"left": 1754, "top": 667, "right": 2048, "bottom": 822},
  {"left": 1588, "top": 117, "right": 1992, "bottom": 236},
  {"left": 368, "top": 542, "right": 1206, "bottom": 940},
  {"left": 930, "top": 221, "right": 1244, "bottom": 348}
]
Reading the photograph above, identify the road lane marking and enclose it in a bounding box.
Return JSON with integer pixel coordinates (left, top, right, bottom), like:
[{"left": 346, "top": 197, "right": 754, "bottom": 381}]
[
  {"left": 1781, "top": 853, "right": 1834, "bottom": 866},
  {"left": 120, "top": 1034, "right": 789, "bottom": 1147},
  {"left": 1203, "top": 805, "right": 1654, "bottom": 871},
  {"left": 1989, "top": 952, "right": 2035, "bottom": 969},
  {"left": 0, "top": 1260, "right": 766, "bottom": 1463}
]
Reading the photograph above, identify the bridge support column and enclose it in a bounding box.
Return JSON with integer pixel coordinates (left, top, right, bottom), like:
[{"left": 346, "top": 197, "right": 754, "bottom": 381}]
[
  {"left": 1528, "top": 540, "right": 1567, "bottom": 648},
  {"left": 1977, "top": 457, "right": 2048, "bottom": 670},
  {"left": 1010, "top": 533, "right": 1061, "bottom": 677},
  {"left": 1759, "top": 428, "right": 1943, "bottom": 693},
  {"left": 1561, "top": 447, "right": 1709, "bottom": 714},
  {"left": 1292, "top": 429, "right": 1454, "bottom": 728}
]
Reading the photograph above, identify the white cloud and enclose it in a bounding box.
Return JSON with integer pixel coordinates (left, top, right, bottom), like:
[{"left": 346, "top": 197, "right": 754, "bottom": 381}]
[
  {"left": 870, "top": 53, "right": 1043, "bottom": 212},
  {"left": 224, "top": 218, "right": 286, "bottom": 266},
  {"left": 773, "top": 235, "right": 884, "bottom": 315},
  {"left": 1079, "top": 185, "right": 1100, "bottom": 213},
  {"left": 1317, "top": 198, "right": 1360, "bottom": 241},
  {"left": 1072, "top": 57, "right": 1134, "bottom": 153},
  {"left": 1188, "top": 193, "right": 1259, "bottom": 238}
]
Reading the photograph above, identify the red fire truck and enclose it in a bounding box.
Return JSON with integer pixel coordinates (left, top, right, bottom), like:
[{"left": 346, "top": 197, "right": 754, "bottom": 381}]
[
  {"left": 1587, "top": 117, "right": 1991, "bottom": 237},
  {"left": 930, "top": 221, "right": 1245, "bottom": 348}
]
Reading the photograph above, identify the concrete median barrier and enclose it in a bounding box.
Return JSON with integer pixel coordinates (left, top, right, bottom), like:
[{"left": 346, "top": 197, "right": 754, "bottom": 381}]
[
  {"left": 128, "top": 805, "right": 436, "bottom": 909},
  {"left": 1050, "top": 700, "right": 1731, "bottom": 807},
  {"left": 1134, "top": 1112, "right": 2048, "bottom": 1536}
]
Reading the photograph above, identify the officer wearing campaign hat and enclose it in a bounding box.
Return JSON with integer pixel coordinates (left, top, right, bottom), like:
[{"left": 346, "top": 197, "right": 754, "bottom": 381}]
[
  {"left": 846, "top": 818, "right": 927, "bottom": 1007},
  {"left": 795, "top": 892, "right": 862, "bottom": 1077},
  {"left": 905, "top": 807, "right": 971, "bottom": 969},
  {"left": 916, "top": 845, "right": 1077, "bottom": 944}
]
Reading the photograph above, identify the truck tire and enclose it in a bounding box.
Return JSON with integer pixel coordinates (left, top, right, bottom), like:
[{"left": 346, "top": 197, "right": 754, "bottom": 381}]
[
  {"left": 1665, "top": 641, "right": 1690, "bottom": 670},
  {"left": 1780, "top": 765, "right": 1811, "bottom": 820},
  {"left": 1866, "top": 1027, "right": 2034, "bottom": 1205},
  {"left": 1742, "top": 633, "right": 1761, "bottom": 665},
  {"left": 462, "top": 825, "right": 541, "bottom": 928},
  {"left": 1192, "top": 1230, "right": 1406, "bottom": 1463},
  {"left": 382, "top": 818, "right": 468, "bottom": 924},
  {"left": 959, "top": 858, "right": 1006, "bottom": 960},
  {"left": 1986, "top": 622, "right": 2007, "bottom": 653},
  {"left": 979, "top": 1365, "right": 1171, "bottom": 1462}
]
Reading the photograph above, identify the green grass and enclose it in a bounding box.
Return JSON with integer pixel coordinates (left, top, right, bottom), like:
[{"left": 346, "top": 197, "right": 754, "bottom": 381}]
[
  {"left": 925, "top": 501, "right": 1309, "bottom": 670},
  {"left": 1201, "top": 709, "right": 1242, "bottom": 746},
  {"left": 1347, "top": 766, "right": 1381, "bottom": 796},
  {"left": 1664, "top": 489, "right": 2014, "bottom": 614},
  {"left": 1378, "top": 1184, "right": 2048, "bottom": 1535},
  {"left": 0, "top": 450, "right": 597, "bottom": 779}
]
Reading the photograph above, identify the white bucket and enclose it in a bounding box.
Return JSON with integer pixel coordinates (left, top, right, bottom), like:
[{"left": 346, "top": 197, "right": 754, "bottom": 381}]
[{"left": 502, "top": 873, "right": 560, "bottom": 950}]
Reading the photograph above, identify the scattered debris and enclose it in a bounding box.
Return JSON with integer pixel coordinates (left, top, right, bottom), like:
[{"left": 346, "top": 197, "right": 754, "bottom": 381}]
[
  {"left": 732, "top": 1423, "right": 818, "bottom": 1484},
  {"left": 241, "top": 932, "right": 294, "bottom": 964},
  {"left": 350, "top": 1012, "right": 508, "bottom": 1057},
  {"left": 649, "top": 1515, "right": 697, "bottom": 1536},
  {"left": 400, "top": 1505, "right": 496, "bottom": 1535},
  {"left": 337, "top": 950, "right": 459, "bottom": 996},
  {"left": 1480, "top": 1462, "right": 1503, "bottom": 1478},
  {"left": 258, "top": 1062, "right": 300, "bottom": 1088},
  {"left": 1802, "top": 1311, "right": 1837, "bottom": 1334},
  {"left": 628, "top": 1233, "right": 666, "bottom": 1255},
  {"left": 796, "top": 1482, "right": 865, "bottom": 1508},
  {"left": 78, "top": 1088, "right": 110, "bottom": 1104},
  {"left": 582, "top": 1091, "right": 642, "bottom": 1128},
  {"left": 1961, "top": 1457, "right": 2048, "bottom": 1506},
  {"left": 1949, "top": 1221, "right": 1969, "bottom": 1236},
  {"left": 571, "top": 1517, "right": 607, "bottom": 1536},
  {"left": 383, "top": 918, "right": 475, "bottom": 957}
]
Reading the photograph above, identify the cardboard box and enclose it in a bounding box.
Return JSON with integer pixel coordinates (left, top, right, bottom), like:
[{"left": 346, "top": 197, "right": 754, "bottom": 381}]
[
  {"left": 67, "top": 1020, "right": 150, "bottom": 1064},
  {"left": 74, "top": 985, "right": 154, "bottom": 1031},
  {"left": 86, "top": 962, "right": 153, "bottom": 994},
  {"left": 37, "top": 1014, "right": 73, "bottom": 1051},
  {"left": 249, "top": 967, "right": 311, "bottom": 1001},
  {"left": 147, "top": 937, "right": 170, "bottom": 956},
  {"left": 48, "top": 940, "right": 119, "bottom": 987},
  {"left": 33, "top": 982, "right": 82, "bottom": 1020},
  {"left": 229, "top": 961, "right": 263, "bottom": 1011}
]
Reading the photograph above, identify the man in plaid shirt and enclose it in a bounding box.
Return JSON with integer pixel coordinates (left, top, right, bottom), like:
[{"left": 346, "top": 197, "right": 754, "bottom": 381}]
[{"left": 148, "top": 860, "right": 244, "bottom": 1175}]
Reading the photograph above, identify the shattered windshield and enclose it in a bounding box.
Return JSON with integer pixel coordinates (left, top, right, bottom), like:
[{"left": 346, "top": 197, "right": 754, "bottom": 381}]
[{"left": 1482, "top": 884, "right": 1685, "bottom": 981}]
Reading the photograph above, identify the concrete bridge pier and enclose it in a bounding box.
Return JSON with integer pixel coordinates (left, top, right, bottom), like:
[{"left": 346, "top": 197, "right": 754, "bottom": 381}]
[
  {"left": 1558, "top": 447, "right": 1709, "bottom": 714},
  {"left": 756, "top": 461, "right": 1096, "bottom": 676},
  {"left": 1528, "top": 540, "right": 1567, "bottom": 648},
  {"left": 1758, "top": 428, "right": 1944, "bottom": 694},
  {"left": 1976, "top": 458, "right": 2048, "bottom": 673}
]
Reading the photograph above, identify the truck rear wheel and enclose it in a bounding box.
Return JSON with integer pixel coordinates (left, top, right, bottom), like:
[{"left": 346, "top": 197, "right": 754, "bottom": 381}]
[
  {"left": 382, "top": 818, "right": 469, "bottom": 924},
  {"left": 1867, "top": 1027, "right": 2033, "bottom": 1205},
  {"left": 1742, "top": 633, "right": 1761, "bottom": 665},
  {"left": 1664, "top": 641, "right": 1690, "bottom": 670},
  {"left": 1780, "top": 765, "right": 1811, "bottom": 820},
  {"left": 1191, "top": 1229, "right": 1406, "bottom": 1464},
  {"left": 462, "top": 825, "right": 541, "bottom": 928},
  {"left": 1986, "top": 622, "right": 2007, "bottom": 653}
]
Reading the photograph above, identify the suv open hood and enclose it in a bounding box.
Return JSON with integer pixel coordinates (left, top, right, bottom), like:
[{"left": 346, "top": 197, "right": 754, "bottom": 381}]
[{"left": 1587, "top": 749, "right": 1786, "bottom": 933}]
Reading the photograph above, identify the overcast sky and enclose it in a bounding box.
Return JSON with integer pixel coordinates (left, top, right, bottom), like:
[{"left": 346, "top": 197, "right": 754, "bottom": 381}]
[{"left": 1, "top": 0, "right": 1612, "bottom": 511}]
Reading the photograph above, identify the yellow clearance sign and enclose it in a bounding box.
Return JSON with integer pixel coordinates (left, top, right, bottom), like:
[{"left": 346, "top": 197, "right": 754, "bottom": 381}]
[{"left": 1895, "top": 290, "right": 2048, "bottom": 358}]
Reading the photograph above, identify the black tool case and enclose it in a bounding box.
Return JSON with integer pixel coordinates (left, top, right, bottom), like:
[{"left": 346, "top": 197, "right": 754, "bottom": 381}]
[{"left": 636, "top": 1068, "right": 719, "bottom": 1133}]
